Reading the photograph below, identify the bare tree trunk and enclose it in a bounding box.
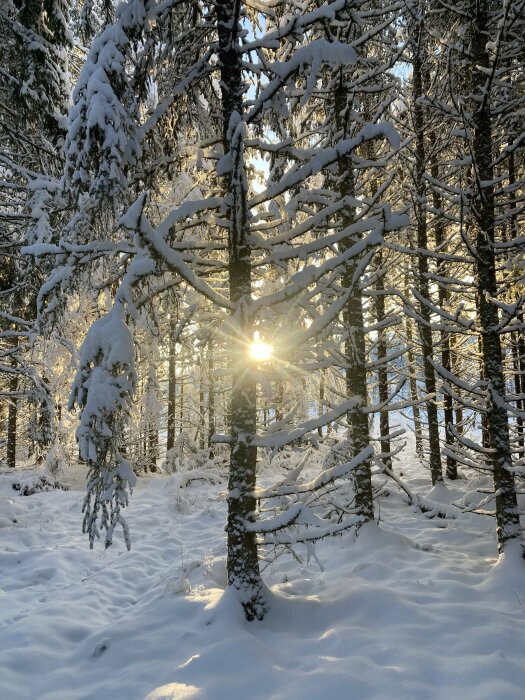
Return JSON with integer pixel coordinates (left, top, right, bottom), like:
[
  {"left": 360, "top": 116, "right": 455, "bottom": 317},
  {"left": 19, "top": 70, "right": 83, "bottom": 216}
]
[
  {"left": 508, "top": 152, "right": 525, "bottom": 450},
  {"left": 477, "top": 334, "right": 491, "bottom": 450},
  {"left": 148, "top": 422, "right": 158, "bottom": 472},
  {"left": 412, "top": 18, "right": 442, "bottom": 485},
  {"left": 374, "top": 249, "right": 391, "bottom": 468},
  {"left": 512, "top": 324, "right": 525, "bottom": 450},
  {"left": 167, "top": 314, "right": 177, "bottom": 452},
  {"left": 470, "top": 0, "right": 521, "bottom": 552},
  {"left": 431, "top": 163, "right": 457, "bottom": 479},
  {"left": 405, "top": 273, "right": 424, "bottom": 458},
  {"left": 275, "top": 381, "right": 284, "bottom": 423},
  {"left": 218, "top": 0, "right": 266, "bottom": 620},
  {"left": 207, "top": 336, "right": 215, "bottom": 449},
  {"left": 7, "top": 372, "right": 18, "bottom": 469},
  {"left": 318, "top": 369, "right": 325, "bottom": 438},
  {"left": 335, "top": 76, "right": 374, "bottom": 520},
  {"left": 198, "top": 351, "right": 205, "bottom": 450},
  {"left": 451, "top": 335, "right": 464, "bottom": 438},
  {"left": 179, "top": 350, "right": 184, "bottom": 435}
]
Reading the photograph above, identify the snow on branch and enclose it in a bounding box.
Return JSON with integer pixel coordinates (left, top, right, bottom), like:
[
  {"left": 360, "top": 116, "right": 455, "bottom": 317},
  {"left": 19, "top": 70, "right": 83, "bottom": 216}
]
[
  {"left": 254, "top": 445, "right": 373, "bottom": 498},
  {"left": 254, "top": 398, "right": 361, "bottom": 451},
  {"left": 429, "top": 357, "right": 485, "bottom": 396},
  {"left": 69, "top": 305, "right": 137, "bottom": 549},
  {"left": 256, "top": 214, "right": 389, "bottom": 265},
  {"left": 136, "top": 49, "right": 214, "bottom": 142},
  {"left": 246, "top": 503, "right": 304, "bottom": 533},
  {"left": 248, "top": 39, "right": 357, "bottom": 121},
  {"left": 247, "top": 503, "right": 361, "bottom": 537},
  {"left": 250, "top": 123, "right": 401, "bottom": 208},
  {"left": 260, "top": 517, "right": 364, "bottom": 545},
  {"left": 119, "top": 193, "right": 234, "bottom": 311},
  {"left": 242, "top": 0, "right": 348, "bottom": 54},
  {"left": 63, "top": 0, "right": 147, "bottom": 208},
  {"left": 247, "top": 442, "right": 372, "bottom": 543},
  {"left": 381, "top": 465, "right": 460, "bottom": 520},
  {"left": 250, "top": 228, "right": 384, "bottom": 315}
]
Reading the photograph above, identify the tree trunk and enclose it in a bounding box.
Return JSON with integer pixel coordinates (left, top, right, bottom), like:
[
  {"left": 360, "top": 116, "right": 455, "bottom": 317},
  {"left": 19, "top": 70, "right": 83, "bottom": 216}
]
[
  {"left": 335, "top": 76, "right": 374, "bottom": 520},
  {"left": 179, "top": 351, "right": 184, "bottom": 435},
  {"left": 218, "top": 0, "right": 266, "bottom": 620},
  {"left": 199, "top": 351, "right": 205, "bottom": 450},
  {"left": 508, "top": 152, "right": 525, "bottom": 450},
  {"left": 374, "top": 249, "right": 391, "bottom": 469},
  {"left": 207, "top": 336, "right": 215, "bottom": 449},
  {"left": 470, "top": 0, "right": 521, "bottom": 552},
  {"left": 412, "top": 21, "right": 443, "bottom": 485},
  {"left": 275, "top": 381, "right": 284, "bottom": 423},
  {"left": 148, "top": 421, "right": 158, "bottom": 472},
  {"left": 512, "top": 325, "right": 525, "bottom": 450},
  {"left": 431, "top": 163, "right": 457, "bottom": 479},
  {"left": 450, "top": 335, "right": 464, "bottom": 437},
  {"left": 511, "top": 339, "right": 524, "bottom": 448},
  {"left": 7, "top": 372, "right": 18, "bottom": 469},
  {"left": 167, "top": 314, "right": 177, "bottom": 452},
  {"left": 405, "top": 293, "right": 424, "bottom": 459},
  {"left": 318, "top": 369, "right": 325, "bottom": 438}
]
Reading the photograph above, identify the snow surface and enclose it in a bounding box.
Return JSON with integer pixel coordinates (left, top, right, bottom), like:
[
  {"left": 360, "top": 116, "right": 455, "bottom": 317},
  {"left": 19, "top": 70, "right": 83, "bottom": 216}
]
[{"left": 1, "top": 449, "right": 524, "bottom": 700}]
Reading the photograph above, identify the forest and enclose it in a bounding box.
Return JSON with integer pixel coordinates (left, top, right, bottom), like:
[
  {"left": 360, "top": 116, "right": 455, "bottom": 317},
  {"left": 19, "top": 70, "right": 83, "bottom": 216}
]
[{"left": 0, "top": 0, "right": 524, "bottom": 697}]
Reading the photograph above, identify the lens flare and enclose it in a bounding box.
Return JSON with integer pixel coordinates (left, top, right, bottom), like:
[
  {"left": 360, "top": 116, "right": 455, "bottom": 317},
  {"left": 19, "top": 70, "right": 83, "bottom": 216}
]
[{"left": 250, "top": 332, "right": 273, "bottom": 361}]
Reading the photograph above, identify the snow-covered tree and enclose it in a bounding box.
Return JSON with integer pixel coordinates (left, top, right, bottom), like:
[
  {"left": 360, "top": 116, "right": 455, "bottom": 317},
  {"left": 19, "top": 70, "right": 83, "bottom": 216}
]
[
  {"left": 38, "top": 0, "right": 407, "bottom": 620},
  {"left": 413, "top": 0, "right": 525, "bottom": 552},
  {"left": 69, "top": 304, "right": 137, "bottom": 548},
  {"left": 0, "top": 0, "right": 73, "bottom": 468}
]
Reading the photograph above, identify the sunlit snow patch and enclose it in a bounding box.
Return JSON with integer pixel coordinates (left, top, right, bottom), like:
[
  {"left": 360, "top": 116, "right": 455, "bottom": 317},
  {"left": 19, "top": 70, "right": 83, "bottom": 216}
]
[{"left": 145, "top": 682, "right": 201, "bottom": 700}]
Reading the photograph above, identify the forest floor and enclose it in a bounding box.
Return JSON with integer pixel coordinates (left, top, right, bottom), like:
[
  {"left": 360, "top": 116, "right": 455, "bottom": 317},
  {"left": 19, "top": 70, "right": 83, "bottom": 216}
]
[{"left": 0, "top": 445, "right": 524, "bottom": 700}]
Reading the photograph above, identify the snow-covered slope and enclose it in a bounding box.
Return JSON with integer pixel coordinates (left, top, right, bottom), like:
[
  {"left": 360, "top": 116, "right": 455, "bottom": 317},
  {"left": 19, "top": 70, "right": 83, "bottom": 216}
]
[{"left": 1, "top": 453, "right": 524, "bottom": 700}]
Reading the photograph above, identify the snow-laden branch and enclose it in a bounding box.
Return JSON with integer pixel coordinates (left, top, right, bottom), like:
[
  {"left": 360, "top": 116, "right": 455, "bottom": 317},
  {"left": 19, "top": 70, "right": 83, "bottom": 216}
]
[
  {"left": 250, "top": 123, "right": 401, "bottom": 208},
  {"left": 429, "top": 357, "right": 485, "bottom": 396},
  {"left": 247, "top": 502, "right": 361, "bottom": 536},
  {"left": 247, "top": 39, "right": 357, "bottom": 122},
  {"left": 22, "top": 240, "right": 135, "bottom": 257},
  {"left": 255, "top": 213, "right": 399, "bottom": 266},
  {"left": 254, "top": 445, "right": 373, "bottom": 497},
  {"left": 119, "top": 193, "right": 234, "bottom": 311},
  {"left": 250, "top": 228, "right": 384, "bottom": 315},
  {"left": 69, "top": 305, "right": 137, "bottom": 550},
  {"left": 135, "top": 49, "right": 214, "bottom": 142},
  {"left": 259, "top": 517, "right": 364, "bottom": 545},
  {"left": 381, "top": 465, "right": 460, "bottom": 520},
  {"left": 254, "top": 398, "right": 361, "bottom": 451}
]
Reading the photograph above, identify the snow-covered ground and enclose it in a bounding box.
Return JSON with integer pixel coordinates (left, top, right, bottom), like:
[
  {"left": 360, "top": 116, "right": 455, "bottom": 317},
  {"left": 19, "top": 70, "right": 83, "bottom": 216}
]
[{"left": 1, "top": 450, "right": 524, "bottom": 700}]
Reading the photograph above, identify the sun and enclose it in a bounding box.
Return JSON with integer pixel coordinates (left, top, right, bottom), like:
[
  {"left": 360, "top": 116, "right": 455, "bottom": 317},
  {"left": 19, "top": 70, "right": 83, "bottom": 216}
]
[{"left": 250, "top": 332, "right": 273, "bottom": 361}]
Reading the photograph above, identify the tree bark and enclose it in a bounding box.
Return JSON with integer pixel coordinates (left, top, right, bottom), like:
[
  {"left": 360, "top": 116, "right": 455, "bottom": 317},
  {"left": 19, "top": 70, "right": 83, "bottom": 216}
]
[
  {"left": 412, "top": 19, "right": 443, "bottom": 485},
  {"left": 335, "top": 75, "right": 374, "bottom": 520},
  {"left": 179, "top": 348, "right": 184, "bottom": 435},
  {"left": 167, "top": 313, "right": 177, "bottom": 452},
  {"left": 198, "top": 351, "right": 205, "bottom": 450},
  {"left": 470, "top": 0, "right": 521, "bottom": 551},
  {"left": 7, "top": 372, "right": 18, "bottom": 469},
  {"left": 148, "top": 421, "right": 158, "bottom": 472},
  {"left": 374, "top": 249, "right": 391, "bottom": 469},
  {"left": 218, "top": 0, "right": 266, "bottom": 620},
  {"left": 207, "top": 336, "right": 215, "bottom": 449},
  {"left": 431, "top": 163, "right": 457, "bottom": 479},
  {"left": 507, "top": 151, "right": 525, "bottom": 449},
  {"left": 318, "top": 369, "right": 325, "bottom": 438},
  {"left": 405, "top": 277, "right": 424, "bottom": 459}
]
